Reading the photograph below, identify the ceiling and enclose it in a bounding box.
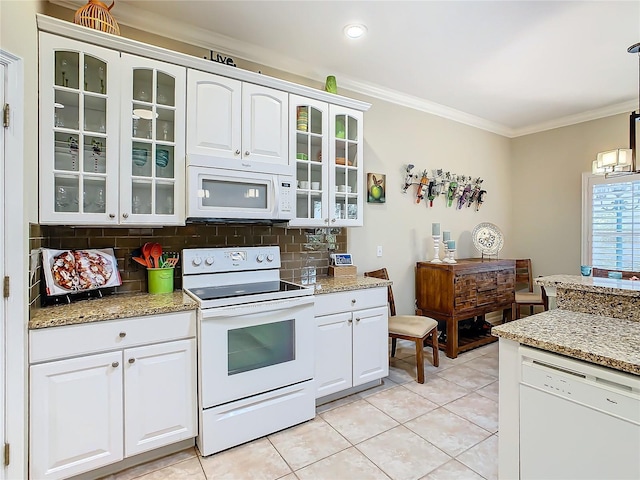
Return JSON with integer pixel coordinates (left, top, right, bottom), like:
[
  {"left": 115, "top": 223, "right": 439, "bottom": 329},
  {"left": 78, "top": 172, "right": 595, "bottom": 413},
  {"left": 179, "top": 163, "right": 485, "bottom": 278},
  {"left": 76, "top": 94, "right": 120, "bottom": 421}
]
[{"left": 56, "top": 0, "right": 640, "bottom": 137}]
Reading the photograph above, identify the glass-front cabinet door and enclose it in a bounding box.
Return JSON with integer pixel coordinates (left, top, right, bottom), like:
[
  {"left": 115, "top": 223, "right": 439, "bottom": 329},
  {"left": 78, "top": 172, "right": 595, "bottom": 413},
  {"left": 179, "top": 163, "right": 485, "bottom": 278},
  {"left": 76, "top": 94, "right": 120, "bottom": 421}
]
[
  {"left": 289, "top": 96, "right": 329, "bottom": 227},
  {"left": 329, "top": 106, "right": 363, "bottom": 226},
  {"left": 120, "top": 54, "right": 186, "bottom": 225},
  {"left": 39, "top": 33, "right": 120, "bottom": 224}
]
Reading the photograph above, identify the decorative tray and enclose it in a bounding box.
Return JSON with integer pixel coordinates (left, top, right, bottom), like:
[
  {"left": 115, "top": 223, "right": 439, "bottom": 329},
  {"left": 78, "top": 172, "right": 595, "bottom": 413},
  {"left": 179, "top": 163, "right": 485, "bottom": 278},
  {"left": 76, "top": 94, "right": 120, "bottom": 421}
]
[{"left": 472, "top": 222, "right": 504, "bottom": 256}]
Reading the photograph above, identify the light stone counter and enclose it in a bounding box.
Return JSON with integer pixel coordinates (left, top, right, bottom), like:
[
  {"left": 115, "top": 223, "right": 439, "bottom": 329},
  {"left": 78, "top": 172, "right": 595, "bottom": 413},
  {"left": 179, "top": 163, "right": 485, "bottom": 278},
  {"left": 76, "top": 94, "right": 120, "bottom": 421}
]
[
  {"left": 29, "top": 291, "right": 197, "bottom": 329},
  {"left": 536, "top": 274, "right": 640, "bottom": 321},
  {"left": 492, "top": 309, "right": 640, "bottom": 375},
  {"left": 311, "top": 275, "right": 391, "bottom": 294}
]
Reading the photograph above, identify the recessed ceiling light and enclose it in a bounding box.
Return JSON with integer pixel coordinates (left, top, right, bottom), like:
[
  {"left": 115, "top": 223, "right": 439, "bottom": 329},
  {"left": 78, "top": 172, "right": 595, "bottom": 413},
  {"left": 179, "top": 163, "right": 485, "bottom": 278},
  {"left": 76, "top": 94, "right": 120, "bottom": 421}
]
[{"left": 344, "top": 24, "right": 367, "bottom": 39}]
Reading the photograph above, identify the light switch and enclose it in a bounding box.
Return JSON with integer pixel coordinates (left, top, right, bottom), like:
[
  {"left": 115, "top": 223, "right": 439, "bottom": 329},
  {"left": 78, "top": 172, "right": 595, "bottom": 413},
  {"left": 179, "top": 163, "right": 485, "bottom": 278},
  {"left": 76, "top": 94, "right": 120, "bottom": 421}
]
[{"left": 377, "top": 246, "right": 383, "bottom": 257}]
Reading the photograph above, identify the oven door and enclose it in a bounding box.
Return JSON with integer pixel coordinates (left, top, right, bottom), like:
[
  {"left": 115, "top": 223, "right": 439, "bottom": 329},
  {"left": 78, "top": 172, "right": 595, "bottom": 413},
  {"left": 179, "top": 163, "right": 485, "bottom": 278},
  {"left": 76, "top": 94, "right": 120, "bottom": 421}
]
[{"left": 199, "top": 296, "right": 314, "bottom": 408}]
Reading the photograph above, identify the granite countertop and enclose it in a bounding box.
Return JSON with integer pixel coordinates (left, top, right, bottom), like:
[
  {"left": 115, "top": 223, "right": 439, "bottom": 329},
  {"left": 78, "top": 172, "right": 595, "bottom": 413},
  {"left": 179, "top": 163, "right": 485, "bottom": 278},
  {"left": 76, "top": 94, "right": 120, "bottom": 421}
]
[
  {"left": 536, "top": 274, "right": 640, "bottom": 297},
  {"left": 29, "top": 291, "right": 197, "bottom": 329},
  {"left": 311, "top": 275, "right": 392, "bottom": 294},
  {"left": 492, "top": 309, "right": 640, "bottom": 375}
]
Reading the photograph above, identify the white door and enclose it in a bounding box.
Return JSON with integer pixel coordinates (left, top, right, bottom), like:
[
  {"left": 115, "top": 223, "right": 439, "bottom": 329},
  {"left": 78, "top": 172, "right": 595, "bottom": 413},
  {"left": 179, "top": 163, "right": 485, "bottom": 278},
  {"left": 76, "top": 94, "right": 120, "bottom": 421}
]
[
  {"left": 352, "top": 306, "right": 389, "bottom": 387},
  {"left": 186, "top": 69, "right": 241, "bottom": 165},
  {"left": 241, "top": 83, "right": 289, "bottom": 174},
  {"left": 314, "top": 312, "right": 353, "bottom": 398},
  {"left": 124, "top": 339, "right": 197, "bottom": 456},
  {"left": 0, "top": 61, "right": 6, "bottom": 480},
  {"left": 29, "top": 352, "right": 124, "bottom": 480}
]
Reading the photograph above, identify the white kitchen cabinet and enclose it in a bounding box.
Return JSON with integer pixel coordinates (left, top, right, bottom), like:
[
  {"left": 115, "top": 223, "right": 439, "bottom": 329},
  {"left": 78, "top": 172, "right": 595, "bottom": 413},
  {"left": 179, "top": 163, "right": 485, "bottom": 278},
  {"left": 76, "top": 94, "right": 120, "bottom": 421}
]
[
  {"left": 314, "top": 288, "right": 388, "bottom": 399},
  {"left": 29, "top": 312, "right": 197, "bottom": 480},
  {"left": 39, "top": 33, "right": 186, "bottom": 226},
  {"left": 290, "top": 96, "right": 364, "bottom": 227},
  {"left": 186, "top": 69, "right": 290, "bottom": 175}
]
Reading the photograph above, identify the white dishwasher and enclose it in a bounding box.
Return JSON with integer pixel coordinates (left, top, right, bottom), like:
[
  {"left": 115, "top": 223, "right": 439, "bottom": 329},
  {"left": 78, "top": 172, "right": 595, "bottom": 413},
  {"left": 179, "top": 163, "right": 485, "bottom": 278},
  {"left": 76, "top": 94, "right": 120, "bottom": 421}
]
[{"left": 519, "top": 346, "right": 640, "bottom": 480}]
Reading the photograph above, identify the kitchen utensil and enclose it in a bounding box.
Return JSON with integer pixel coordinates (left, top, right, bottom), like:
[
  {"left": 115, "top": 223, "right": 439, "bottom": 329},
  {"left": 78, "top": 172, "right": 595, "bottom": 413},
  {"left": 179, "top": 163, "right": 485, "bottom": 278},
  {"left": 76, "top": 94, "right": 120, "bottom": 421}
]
[
  {"left": 150, "top": 243, "right": 163, "bottom": 269},
  {"left": 132, "top": 256, "right": 148, "bottom": 267},
  {"left": 162, "top": 257, "right": 179, "bottom": 268},
  {"left": 142, "top": 242, "right": 153, "bottom": 267}
]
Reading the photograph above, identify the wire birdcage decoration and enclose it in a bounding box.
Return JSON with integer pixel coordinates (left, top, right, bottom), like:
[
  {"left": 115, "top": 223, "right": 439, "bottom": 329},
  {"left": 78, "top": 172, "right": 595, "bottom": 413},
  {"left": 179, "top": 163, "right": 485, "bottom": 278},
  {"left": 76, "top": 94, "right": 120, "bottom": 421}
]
[{"left": 74, "top": 0, "right": 120, "bottom": 36}]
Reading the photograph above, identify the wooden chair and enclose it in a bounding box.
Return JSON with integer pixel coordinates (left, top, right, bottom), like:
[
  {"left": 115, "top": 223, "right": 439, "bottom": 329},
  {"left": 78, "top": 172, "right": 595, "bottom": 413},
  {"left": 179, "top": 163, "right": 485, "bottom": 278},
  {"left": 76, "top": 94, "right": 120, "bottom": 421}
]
[
  {"left": 512, "top": 259, "right": 548, "bottom": 320},
  {"left": 364, "top": 268, "right": 439, "bottom": 384}
]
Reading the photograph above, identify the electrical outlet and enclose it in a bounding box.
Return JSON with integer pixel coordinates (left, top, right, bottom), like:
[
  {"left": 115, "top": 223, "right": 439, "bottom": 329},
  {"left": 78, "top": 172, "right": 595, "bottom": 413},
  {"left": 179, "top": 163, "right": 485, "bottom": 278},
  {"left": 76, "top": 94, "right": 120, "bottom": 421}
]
[{"left": 377, "top": 246, "right": 383, "bottom": 257}]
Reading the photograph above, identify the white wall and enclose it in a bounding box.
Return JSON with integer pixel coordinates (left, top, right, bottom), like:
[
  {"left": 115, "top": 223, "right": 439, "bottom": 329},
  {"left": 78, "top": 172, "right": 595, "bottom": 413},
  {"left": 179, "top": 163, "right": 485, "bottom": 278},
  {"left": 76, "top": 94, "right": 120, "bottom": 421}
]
[{"left": 510, "top": 113, "right": 629, "bottom": 279}]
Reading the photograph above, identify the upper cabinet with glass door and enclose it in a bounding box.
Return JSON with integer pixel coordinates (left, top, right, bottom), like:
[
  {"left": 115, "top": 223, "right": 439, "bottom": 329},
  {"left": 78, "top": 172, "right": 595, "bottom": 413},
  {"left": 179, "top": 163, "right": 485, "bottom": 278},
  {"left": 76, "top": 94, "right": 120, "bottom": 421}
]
[
  {"left": 289, "top": 98, "right": 364, "bottom": 227},
  {"left": 289, "top": 96, "right": 329, "bottom": 227},
  {"left": 39, "top": 33, "right": 120, "bottom": 225},
  {"left": 330, "top": 106, "right": 363, "bottom": 226},
  {"left": 119, "top": 54, "right": 186, "bottom": 225}
]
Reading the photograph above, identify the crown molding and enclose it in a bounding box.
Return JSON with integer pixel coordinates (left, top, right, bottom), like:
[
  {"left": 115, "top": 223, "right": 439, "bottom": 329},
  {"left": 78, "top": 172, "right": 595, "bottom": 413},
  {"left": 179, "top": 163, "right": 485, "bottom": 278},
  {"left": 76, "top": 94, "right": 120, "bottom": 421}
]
[{"left": 48, "top": 1, "right": 636, "bottom": 139}]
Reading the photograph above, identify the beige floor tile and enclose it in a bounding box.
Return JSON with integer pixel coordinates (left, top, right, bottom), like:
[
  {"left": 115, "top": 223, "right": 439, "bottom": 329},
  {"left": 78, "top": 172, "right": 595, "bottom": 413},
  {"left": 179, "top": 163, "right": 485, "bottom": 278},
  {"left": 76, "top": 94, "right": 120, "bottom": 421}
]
[
  {"left": 444, "top": 392, "right": 499, "bottom": 433},
  {"left": 436, "top": 364, "right": 497, "bottom": 390},
  {"left": 268, "top": 417, "right": 350, "bottom": 471},
  {"left": 457, "top": 434, "right": 499, "bottom": 480},
  {"left": 421, "top": 459, "right": 485, "bottom": 480},
  {"left": 388, "top": 357, "right": 419, "bottom": 384},
  {"left": 199, "top": 437, "right": 291, "bottom": 480},
  {"left": 133, "top": 457, "right": 205, "bottom": 480},
  {"left": 107, "top": 448, "right": 198, "bottom": 480},
  {"left": 295, "top": 447, "right": 389, "bottom": 480},
  {"left": 404, "top": 407, "right": 491, "bottom": 456},
  {"left": 466, "top": 354, "right": 499, "bottom": 377},
  {"left": 277, "top": 474, "right": 298, "bottom": 480},
  {"left": 402, "top": 376, "right": 471, "bottom": 405},
  {"left": 475, "top": 380, "right": 499, "bottom": 403},
  {"left": 357, "top": 425, "right": 451, "bottom": 480},
  {"left": 364, "top": 385, "right": 438, "bottom": 423},
  {"left": 391, "top": 339, "right": 418, "bottom": 360},
  {"left": 321, "top": 399, "right": 398, "bottom": 444}
]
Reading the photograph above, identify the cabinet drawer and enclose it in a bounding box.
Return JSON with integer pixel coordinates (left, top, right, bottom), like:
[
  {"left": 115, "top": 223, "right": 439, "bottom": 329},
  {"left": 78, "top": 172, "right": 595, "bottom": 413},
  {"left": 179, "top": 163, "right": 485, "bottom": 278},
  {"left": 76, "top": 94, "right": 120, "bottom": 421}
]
[
  {"left": 30, "top": 311, "right": 196, "bottom": 364},
  {"left": 315, "top": 287, "right": 387, "bottom": 317}
]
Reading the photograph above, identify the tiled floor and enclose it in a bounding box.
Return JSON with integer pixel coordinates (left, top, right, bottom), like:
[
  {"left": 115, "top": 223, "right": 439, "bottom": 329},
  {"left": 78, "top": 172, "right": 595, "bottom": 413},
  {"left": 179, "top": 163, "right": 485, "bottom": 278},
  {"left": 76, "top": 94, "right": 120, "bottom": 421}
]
[{"left": 102, "top": 341, "right": 499, "bottom": 480}]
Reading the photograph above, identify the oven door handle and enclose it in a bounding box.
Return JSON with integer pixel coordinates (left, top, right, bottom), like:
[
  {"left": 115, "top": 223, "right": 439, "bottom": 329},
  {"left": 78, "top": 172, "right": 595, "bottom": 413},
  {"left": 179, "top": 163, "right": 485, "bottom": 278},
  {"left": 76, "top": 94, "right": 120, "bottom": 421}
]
[{"left": 200, "top": 295, "right": 314, "bottom": 318}]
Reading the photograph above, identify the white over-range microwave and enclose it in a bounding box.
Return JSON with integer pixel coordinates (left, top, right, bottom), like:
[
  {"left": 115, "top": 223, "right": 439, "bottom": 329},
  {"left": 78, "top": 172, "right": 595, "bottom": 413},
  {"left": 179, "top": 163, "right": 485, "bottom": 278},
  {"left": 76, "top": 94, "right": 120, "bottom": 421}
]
[{"left": 187, "top": 166, "right": 294, "bottom": 222}]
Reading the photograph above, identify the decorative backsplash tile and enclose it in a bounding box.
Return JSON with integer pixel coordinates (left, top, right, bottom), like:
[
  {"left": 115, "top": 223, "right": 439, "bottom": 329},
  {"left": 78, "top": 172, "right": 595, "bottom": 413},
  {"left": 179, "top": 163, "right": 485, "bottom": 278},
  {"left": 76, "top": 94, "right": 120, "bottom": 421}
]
[{"left": 29, "top": 223, "right": 346, "bottom": 308}]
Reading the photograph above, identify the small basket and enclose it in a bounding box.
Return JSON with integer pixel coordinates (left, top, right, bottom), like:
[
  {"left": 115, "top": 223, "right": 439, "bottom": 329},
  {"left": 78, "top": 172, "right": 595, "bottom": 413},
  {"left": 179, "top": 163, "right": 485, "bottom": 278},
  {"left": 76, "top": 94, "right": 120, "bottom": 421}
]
[{"left": 74, "top": 0, "right": 120, "bottom": 36}]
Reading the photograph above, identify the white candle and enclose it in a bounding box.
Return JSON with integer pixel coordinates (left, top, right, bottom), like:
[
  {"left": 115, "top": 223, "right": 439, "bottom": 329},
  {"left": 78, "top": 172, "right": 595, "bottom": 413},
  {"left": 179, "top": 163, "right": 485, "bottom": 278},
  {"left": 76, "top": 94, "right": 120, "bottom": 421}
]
[
  {"left": 442, "top": 231, "right": 451, "bottom": 242},
  {"left": 432, "top": 223, "right": 440, "bottom": 236}
]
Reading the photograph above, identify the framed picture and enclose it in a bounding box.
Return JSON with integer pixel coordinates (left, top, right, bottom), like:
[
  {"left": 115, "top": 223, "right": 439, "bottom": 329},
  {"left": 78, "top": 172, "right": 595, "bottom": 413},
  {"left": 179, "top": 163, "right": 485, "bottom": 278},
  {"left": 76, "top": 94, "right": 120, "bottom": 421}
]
[{"left": 367, "top": 173, "right": 386, "bottom": 203}]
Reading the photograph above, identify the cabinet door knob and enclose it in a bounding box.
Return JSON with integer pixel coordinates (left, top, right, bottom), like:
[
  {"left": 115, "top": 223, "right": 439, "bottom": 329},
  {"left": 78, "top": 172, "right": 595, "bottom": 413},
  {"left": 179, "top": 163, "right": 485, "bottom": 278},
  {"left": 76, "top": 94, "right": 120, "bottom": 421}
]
[
  {"left": 331, "top": 218, "right": 336, "bottom": 223},
  {"left": 109, "top": 213, "right": 116, "bottom": 218},
  {"left": 122, "top": 213, "right": 129, "bottom": 219},
  {"left": 119, "top": 332, "right": 126, "bottom": 338},
  {"left": 128, "top": 358, "right": 136, "bottom": 364},
  {"left": 244, "top": 151, "right": 250, "bottom": 156},
  {"left": 347, "top": 318, "right": 353, "bottom": 324},
  {"left": 234, "top": 150, "right": 241, "bottom": 155},
  {"left": 355, "top": 317, "right": 361, "bottom": 322},
  {"left": 112, "top": 361, "right": 119, "bottom": 368},
  {"left": 324, "top": 218, "right": 329, "bottom": 223},
  {"left": 351, "top": 299, "right": 356, "bottom": 304}
]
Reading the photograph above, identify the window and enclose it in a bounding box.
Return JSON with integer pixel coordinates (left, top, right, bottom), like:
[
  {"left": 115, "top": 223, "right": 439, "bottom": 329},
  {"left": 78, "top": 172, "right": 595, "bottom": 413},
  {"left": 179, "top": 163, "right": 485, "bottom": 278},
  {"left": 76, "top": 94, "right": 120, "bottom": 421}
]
[{"left": 582, "top": 173, "right": 640, "bottom": 271}]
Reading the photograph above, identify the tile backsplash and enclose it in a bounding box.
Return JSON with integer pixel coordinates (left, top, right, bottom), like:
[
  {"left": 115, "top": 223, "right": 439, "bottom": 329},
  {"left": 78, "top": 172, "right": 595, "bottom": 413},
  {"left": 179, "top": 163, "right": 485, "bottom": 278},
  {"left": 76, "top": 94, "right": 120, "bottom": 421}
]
[{"left": 29, "top": 223, "right": 346, "bottom": 308}]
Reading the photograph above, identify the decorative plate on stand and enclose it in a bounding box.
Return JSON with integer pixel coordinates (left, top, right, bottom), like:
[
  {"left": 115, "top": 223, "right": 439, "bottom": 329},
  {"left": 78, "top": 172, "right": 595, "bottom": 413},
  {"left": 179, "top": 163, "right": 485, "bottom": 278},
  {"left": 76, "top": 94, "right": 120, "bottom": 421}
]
[{"left": 472, "top": 222, "right": 504, "bottom": 257}]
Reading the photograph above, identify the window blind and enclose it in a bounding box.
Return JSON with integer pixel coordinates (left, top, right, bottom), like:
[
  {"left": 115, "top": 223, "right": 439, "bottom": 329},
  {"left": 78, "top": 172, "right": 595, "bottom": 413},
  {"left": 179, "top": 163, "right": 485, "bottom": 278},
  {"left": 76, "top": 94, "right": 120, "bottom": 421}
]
[{"left": 589, "top": 175, "right": 640, "bottom": 271}]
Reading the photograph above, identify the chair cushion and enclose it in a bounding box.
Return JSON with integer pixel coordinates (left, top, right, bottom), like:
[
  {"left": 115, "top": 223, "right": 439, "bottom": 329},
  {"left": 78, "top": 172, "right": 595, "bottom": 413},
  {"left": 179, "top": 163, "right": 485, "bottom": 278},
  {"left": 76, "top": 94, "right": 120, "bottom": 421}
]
[
  {"left": 389, "top": 315, "right": 438, "bottom": 337},
  {"left": 515, "top": 291, "right": 543, "bottom": 303}
]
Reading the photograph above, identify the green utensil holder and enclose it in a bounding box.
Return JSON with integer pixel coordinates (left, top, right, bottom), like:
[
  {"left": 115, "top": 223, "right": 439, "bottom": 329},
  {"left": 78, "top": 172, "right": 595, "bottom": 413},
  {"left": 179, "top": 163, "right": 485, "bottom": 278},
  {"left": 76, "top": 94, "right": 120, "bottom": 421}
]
[{"left": 147, "top": 267, "right": 174, "bottom": 294}]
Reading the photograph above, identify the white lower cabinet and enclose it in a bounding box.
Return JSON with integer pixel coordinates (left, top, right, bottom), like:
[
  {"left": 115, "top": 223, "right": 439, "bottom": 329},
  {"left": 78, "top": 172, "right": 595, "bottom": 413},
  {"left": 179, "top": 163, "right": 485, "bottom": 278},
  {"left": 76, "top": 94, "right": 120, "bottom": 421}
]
[
  {"left": 29, "top": 312, "right": 197, "bottom": 480},
  {"left": 314, "top": 288, "right": 389, "bottom": 399}
]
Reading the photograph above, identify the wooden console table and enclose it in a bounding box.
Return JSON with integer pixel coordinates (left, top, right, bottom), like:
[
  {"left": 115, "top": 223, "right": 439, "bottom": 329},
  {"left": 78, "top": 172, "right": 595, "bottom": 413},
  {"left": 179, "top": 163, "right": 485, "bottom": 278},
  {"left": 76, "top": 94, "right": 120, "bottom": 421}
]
[{"left": 415, "top": 259, "right": 515, "bottom": 358}]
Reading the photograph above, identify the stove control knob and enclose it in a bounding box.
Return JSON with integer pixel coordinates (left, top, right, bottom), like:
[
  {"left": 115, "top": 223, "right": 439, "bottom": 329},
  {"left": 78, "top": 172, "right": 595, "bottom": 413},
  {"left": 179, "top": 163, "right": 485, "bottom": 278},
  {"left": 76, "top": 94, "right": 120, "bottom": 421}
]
[
  {"left": 256, "top": 254, "right": 265, "bottom": 263},
  {"left": 266, "top": 253, "right": 275, "bottom": 262},
  {"left": 205, "top": 256, "right": 214, "bottom": 266},
  {"left": 192, "top": 257, "right": 202, "bottom": 266}
]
